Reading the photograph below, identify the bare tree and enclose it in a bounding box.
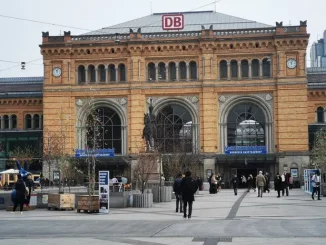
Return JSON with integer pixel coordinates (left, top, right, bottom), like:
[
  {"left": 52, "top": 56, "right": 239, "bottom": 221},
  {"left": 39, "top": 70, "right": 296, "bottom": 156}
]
[
  {"left": 133, "top": 152, "right": 160, "bottom": 194},
  {"left": 311, "top": 128, "right": 326, "bottom": 174},
  {"left": 11, "top": 145, "right": 39, "bottom": 170}
]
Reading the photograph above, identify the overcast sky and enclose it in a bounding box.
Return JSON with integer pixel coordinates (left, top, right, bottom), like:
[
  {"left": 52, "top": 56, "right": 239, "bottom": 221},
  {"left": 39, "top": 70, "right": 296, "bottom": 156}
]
[{"left": 0, "top": 0, "right": 324, "bottom": 77}]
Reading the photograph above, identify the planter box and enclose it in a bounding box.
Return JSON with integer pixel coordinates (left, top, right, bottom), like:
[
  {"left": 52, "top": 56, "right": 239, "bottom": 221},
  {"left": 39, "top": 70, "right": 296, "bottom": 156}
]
[
  {"left": 48, "top": 193, "right": 75, "bottom": 211},
  {"left": 152, "top": 186, "right": 172, "bottom": 202},
  {"left": 133, "top": 193, "right": 153, "bottom": 208},
  {"left": 76, "top": 195, "right": 100, "bottom": 213}
]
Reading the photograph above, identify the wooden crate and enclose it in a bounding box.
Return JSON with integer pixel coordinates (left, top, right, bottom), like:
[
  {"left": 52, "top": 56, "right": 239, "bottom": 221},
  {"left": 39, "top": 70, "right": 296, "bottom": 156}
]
[
  {"left": 48, "top": 193, "right": 75, "bottom": 210},
  {"left": 76, "top": 195, "right": 100, "bottom": 213}
]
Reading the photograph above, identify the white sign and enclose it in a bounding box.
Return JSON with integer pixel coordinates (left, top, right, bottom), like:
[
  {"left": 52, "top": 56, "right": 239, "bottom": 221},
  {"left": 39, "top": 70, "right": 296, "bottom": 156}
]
[
  {"left": 99, "top": 171, "right": 110, "bottom": 214},
  {"left": 162, "top": 14, "right": 184, "bottom": 30},
  {"left": 30, "top": 194, "right": 37, "bottom": 206}
]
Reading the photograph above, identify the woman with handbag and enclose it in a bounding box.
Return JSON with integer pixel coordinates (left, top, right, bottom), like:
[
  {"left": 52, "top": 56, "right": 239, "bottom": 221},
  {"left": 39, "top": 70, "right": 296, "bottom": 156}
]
[{"left": 12, "top": 174, "right": 27, "bottom": 214}]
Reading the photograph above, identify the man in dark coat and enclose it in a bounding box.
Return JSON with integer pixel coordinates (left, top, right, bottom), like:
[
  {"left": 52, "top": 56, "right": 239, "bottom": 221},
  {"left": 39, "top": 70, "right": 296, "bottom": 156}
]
[
  {"left": 274, "top": 173, "right": 282, "bottom": 198},
  {"left": 264, "top": 173, "right": 270, "bottom": 193},
  {"left": 231, "top": 174, "right": 238, "bottom": 195},
  {"left": 12, "top": 174, "right": 26, "bottom": 213},
  {"left": 181, "top": 171, "right": 198, "bottom": 219},
  {"left": 173, "top": 173, "right": 183, "bottom": 213}
]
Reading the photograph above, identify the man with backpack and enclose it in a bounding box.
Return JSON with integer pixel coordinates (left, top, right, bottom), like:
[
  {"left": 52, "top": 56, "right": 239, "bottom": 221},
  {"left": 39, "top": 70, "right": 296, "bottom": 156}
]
[
  {"left": 181, "top": 171, "right": 198, "bottom": 219},
  {"left": 173, "top": 173, "right": 183, "bottom": 213}
]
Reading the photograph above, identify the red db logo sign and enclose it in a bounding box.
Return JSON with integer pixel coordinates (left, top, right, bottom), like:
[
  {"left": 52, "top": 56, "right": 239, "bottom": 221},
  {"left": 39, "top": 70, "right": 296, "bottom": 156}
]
[{"left": 162, "top": 14, "right": 184, "bottom": 30}]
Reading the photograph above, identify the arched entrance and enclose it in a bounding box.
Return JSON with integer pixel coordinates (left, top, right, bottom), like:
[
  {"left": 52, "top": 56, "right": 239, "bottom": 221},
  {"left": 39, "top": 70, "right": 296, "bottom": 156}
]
[{"left": 154, "top": 103, "right": 197, "bottom": 153}]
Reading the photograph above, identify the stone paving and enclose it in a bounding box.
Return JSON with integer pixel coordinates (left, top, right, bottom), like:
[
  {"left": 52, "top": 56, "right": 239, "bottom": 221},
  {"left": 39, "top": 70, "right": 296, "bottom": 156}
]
[{"left": 1, "top": 189, "right": 326, "bottom": 245}]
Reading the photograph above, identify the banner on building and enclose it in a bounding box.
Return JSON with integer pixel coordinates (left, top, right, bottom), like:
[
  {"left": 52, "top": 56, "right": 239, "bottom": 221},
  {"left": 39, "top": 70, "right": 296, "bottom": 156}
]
[
  {"left": 75, "top": 149, "right": 115, "bottom": 158},
  {"left": 99, "top": 171, "right": 110, "bottom": 214},
  {"left": 225, "top": 146, "right": 267, "bottom": 155}
]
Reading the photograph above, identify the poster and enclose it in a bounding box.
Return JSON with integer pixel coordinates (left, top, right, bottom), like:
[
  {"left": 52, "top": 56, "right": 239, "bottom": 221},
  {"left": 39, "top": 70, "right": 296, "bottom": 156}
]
[
  {"left": 99, "top": 171, "right": 109, "bottom": 214},
  {"left": 30, "top": 194, "right": 37, "bottom": 206},
  {"left": 42, "top": 195, "right": 48, "bottom": 204},
  {"left": 291, "top": 168, "right": 298, "bottom": 178}
]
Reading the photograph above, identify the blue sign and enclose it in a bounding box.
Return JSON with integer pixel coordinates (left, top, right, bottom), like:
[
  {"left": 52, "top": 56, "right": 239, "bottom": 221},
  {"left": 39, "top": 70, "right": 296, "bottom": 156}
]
[
  {"left": 99, "top": 171, "right": 109, "bottom": 186},
  {"left": 225, "top": 146, "right": 267, "bottom": 155},
  {"left": 74, "top": 149, "right": 115, "bottom": 158},
  {"left": 99, "top": 171, "right": 110, "bottom": 214}
]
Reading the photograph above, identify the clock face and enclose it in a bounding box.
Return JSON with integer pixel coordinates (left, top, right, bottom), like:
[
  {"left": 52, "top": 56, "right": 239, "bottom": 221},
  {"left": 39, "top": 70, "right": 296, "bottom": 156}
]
[
  {"left": 52, "top": 67, "right": 62, "bottom": 77},
  {"left": 287, "top": 59, "right": 297, "bottom": 69}
]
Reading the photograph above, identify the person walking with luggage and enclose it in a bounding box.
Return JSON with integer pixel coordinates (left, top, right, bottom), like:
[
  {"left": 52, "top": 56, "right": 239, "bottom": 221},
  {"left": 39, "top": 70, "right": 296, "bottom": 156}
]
[
  {"left": 256, "top": 171, "right": 266, "bottom": 198},
  {"left": 231, "top": 174, "right": 238, "bottom": 195},
  {"left": 311, "top": 170, "right": 322, "bottom": 201},
  {"left": 181, "top": 171, "right": 198, "bottom": 219},
  {"left": 274, "top": 173, "right": 282, "bottom": 198},
  {"left": 12, "top": 174, "right": 26, "bottom": 214},
  {"left": 173, "top": 173, "right": 183, "bottom": 213}
]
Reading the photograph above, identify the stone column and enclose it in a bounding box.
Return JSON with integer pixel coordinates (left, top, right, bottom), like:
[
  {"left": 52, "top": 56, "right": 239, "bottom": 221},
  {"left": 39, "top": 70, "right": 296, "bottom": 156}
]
[
  {"left": 75, "top": 68, "right": 78, "bottom": 84},
  {"left": 9, "top": 116, "right": 12, "bottom": 129},
  {"left": 166, "top": 67, "right": 169, "bottom": 81},
  {"left": 176, "top": 64, "right": 179, "bottom": 81},
  {"left": 202, "top": 58, "right": 206, "bottom": 78},
  {"left": 85, "top": 68, "right": 88, "bottom": 84},
  {"left": 105, "top": 67, "right": 109, "bottom": 84},
  {"left": 186, "top": 64, "right": 190, "bottom": 81},
  {"left": 217, "top": 64, "right": 220, "bottom": 80},
  {"left": 238, "top": 61, "right": 241, "bottom": 80},
  {"left": 249, "top": 62, "right": 252, "bottom": 79},
  {"left": 95, "top": 68, "right": 99, "bottom": 83},
  {"left": 323, "top": 109, "right": 326, "bottom": 123},
  {"left": 155, "top": 65, "right": 158, "bottom": 81},
  {"left": 203, "top": 158, "right": 216, "bottom": 184},
  {"left": 227, "top": 62, "right": 231, "bottom": 81},
  {"left": 31, "top": 115, "right": 35, "bottom": 129},
  {"left": 115, "top": 67, "right": 119, "bottom": 82},
  {"left": 39, "top": 116, "right": 42, "bottom": 129},
  {"left": 259, "top": 60, "right": 263, "bottom": 79}
]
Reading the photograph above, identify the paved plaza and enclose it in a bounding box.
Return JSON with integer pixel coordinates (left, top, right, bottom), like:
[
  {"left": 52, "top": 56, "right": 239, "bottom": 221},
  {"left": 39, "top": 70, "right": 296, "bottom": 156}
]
[{"left": 1, "top": 189, "right": 326, "bottom": 245}]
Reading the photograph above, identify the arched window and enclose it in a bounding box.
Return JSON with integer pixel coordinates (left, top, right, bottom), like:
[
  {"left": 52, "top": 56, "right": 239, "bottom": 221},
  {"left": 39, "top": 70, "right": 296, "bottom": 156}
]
[
  {"left": 88, "top": 65, "right": 96, "bottom": 83},
  {"left": 241, "top": 60, "right": 249, "bottom": 78},
  {"left": 189, "top": 61, "right": 197, "bottom": 79},
  {"left": 78, "top": 65, "right": 86, "bottom": 84},
  {"left": 109, "top": 64, "right": 116, "bottom": 82},
  {"left": 118, "top": 64, "right": 126, "bottom": 82},
  {"left": 231, "top": 60, "right": 238, "bottom": 78},
  {"left": 252, "top": 59, "right": 259, "bottom": 78},
  {"left": 220, "top": 60, "right": 227, "bottom": 79},
  {"left": 317, "top": 107, "right": 324, "bottom": 123},
  {"left": 98, "top": 65, "right": 106, "bottom": 82},
  {"left": 3, "top": 115, "right": 9, "bottom": 129},
  {"left": 34, "top": 114, "right": 40, "bottom": 129},
  {"left": 227, "top": 103, "right": 265, "bottom": 147},
  {"left": 179, "top": 61, "right": 187, "bottom": 80},
  {"left": 11, "top": 115, "right": 17, "bottom": 129},
  {"left": 155, "top": 104, "right": 194, "bottom": 153},
  {"left": 148, "top": 62, "right": 156, "bottom": 81},
  {"left": 25, "top": 114, "right": 32, "bottom": 129},
  {"left": 86, "top": 107, "right": 122, "bottom": 154},
  {"left": 169, "top": 62, "right": 177, "bottom": 81},
  {"left": 262, "top": 58, "right": 271, "bottom": 77},
  {"left": 158, "top": 62, "right": 166, "bottom": 80}
]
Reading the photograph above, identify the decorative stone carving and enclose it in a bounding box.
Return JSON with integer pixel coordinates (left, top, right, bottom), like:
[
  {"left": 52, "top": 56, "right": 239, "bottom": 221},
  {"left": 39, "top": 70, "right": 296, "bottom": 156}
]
[
  {"left": 119, "top": 98, "right": 127, "bottom": 106},
  {"left": 218, "top": 95, "right": 226, "bottom": 103},
  {"left": 266, "top": 94, "right": 273, "bottom": 101},
  {"left": 191, "top": 96, "right": 199, "bottom": 103}
]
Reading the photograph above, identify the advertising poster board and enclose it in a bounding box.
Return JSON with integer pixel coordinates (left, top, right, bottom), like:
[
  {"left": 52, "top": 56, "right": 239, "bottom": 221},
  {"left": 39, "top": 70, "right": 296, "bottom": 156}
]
[
  {"left": 291, "top": 168, "right": 298, "bottom": 178},
  {"left": 99, "top": 171, "right": 109, "bottom": 214}
]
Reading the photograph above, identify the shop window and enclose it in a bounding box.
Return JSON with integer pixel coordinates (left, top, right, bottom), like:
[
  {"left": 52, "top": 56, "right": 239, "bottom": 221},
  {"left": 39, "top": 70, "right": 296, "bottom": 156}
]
[
  {"left": 317, "top": 107, "right": 324, "bottom": 123},
  {"left": 252, "top": 59, "right": 259, "bottom": 78},
  {"left": 189, "top": 61, "right": 197, "bottom": 79},
  {"left": 118, "top": 64, "right": 126, "bottom": 82},
  {"left": 98, "top": 65, "right": 106, "bottom": 82},
  {"left": 179, "top": 61, "right": 187, "bottom": 80},
  {"left": 241, "top": 60, "right": 249, "bottom": 78},
  {"left": 231, "top": 60, "right": 238, "bottom": 78},
  {"left": 78, "top": 65, "right": 86, "bottom": 84},
  {"left": 169, "top": 62, "right": 177, "bottom": 81},
  {"left": 220, "top": 60, "right": 227, "bottom": 79}
]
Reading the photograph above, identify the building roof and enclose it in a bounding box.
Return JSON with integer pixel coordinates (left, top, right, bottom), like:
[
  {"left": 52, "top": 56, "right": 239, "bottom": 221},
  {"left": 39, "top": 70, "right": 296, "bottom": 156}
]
[
  {"left": 0, "top": 77, "right": 44, "bottom": 98},
  {"left": 84, "top": 11, "right": 273, "bottom": 36}
]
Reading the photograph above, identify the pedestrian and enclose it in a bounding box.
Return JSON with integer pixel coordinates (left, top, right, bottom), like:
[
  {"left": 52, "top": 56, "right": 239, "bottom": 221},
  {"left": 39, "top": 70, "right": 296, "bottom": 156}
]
[
  {"left": 311, "top": 170, "right": 321, "bottom": 201},
  {"left": 196, "top": 177, "right": 203, "bottom": 191},
  {"left": 217, "top": 174, "right": 222, "bottom": 192},
  {"left": 289, "top": 174, "right": 293, "bottom": 190},
  {"left": 256, "top": 171, "right": 266, "bottom": 198},
  {"left": 242, "top": 175, "right": 247, "bottom": 184},
  {"left": 180, "top": 171, "right": 198, "bottom": 219},
  {"left": 281, "top": 171, "right": 289, "bottom": 196},
  {"left": 210, "top": 173, "right": 217, "bottom": 194},
  {"left": 274, "top": 173, "right": 282, "bottom": 198},
  {"left": 12, "top": 174, "right": 27, "bottom": 214},
  {"left": 173, "top": 173, "right": 183, "bottom": 213},
  {"left": 247, "top": 174, "right": 253, "bottom": 192},
  {"left": 231, "top": 174, "right": 238, "bottom": 195},
  {"left": 264, "top": 173, "right": 270, "bottom": 193}
]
